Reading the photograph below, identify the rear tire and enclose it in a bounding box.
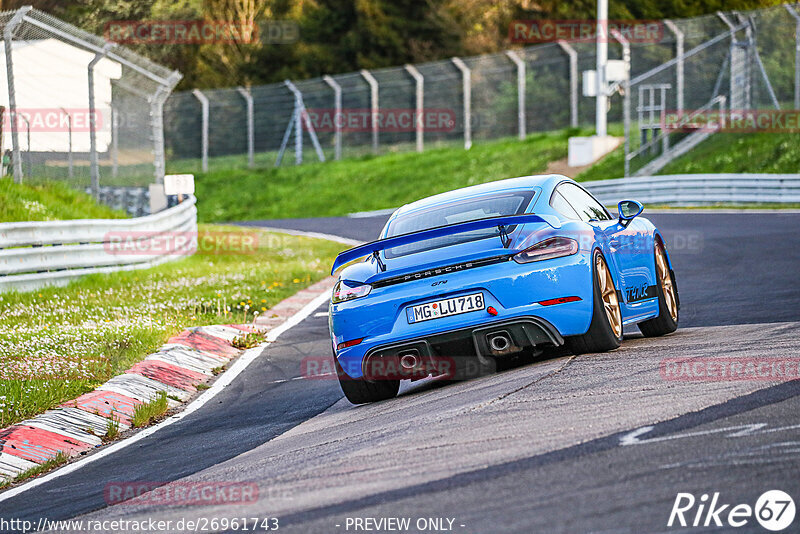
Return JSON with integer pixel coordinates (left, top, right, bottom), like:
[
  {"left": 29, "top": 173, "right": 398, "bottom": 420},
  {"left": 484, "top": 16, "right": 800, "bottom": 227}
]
[
  {"left": 566, "top": 251, "right": 623, "bottom": 355},
  {"left": 638, "top": 241, "right": 679, "bottom": 337},
  {"left": 333, "top": 352, "right": 400, "bottom": 404}
]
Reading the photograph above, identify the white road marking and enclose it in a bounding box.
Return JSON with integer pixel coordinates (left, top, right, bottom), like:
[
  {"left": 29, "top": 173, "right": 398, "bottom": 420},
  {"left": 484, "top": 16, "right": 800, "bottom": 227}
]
[{"left": 0, "top": 289, "right": 331, "bottom": 503}]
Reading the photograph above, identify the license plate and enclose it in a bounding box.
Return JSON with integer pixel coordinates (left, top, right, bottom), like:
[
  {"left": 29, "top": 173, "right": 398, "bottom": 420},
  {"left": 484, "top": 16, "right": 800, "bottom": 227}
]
[{"left": 407, "top": 293, "right": 485, "bottom": 324}]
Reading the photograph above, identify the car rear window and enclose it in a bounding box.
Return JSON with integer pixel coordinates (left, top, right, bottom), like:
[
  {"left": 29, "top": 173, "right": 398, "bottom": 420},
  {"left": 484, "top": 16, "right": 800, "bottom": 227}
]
[{"left": 385, "top": 191, "right": 535, "bottom": 258}]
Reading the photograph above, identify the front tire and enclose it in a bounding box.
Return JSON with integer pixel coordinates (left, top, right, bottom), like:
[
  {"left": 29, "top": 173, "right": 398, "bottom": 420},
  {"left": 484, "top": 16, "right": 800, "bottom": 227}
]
[
  {"left": 567, "top": 251, "right": 623, "bottom": 354},
  {"left": 638, "top": 241, "right": 679, "bottom": 337},
  {"left": 333, "top": 353, "right": 399, "bottom": 404}
]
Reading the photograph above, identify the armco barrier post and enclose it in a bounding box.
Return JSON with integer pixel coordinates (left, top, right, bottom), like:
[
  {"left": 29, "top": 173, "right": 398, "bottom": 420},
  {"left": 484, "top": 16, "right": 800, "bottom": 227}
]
[
  {"left": 192, "top": 89, "right": 209, "bottom": 172},
  {"left": 237, "top": 87, "right": 255, "bottom": 168},
  {"left": 323, "top": 75, "right": 342, "bottom": 160},
  {"left": 404, "top": 65, "right": 425, "bottom": 152},
  {"left": 451, "top": 57, "right": 472, "bottom": 149},
  {"left": 360, "top": 69, "right": 379, "bottom": 154},
  {"left": 4, "top": 6, "right": 32, "bottom": 183},
  {"left": 505, "top": 51, "right": 527, "bottom": 139},
  {"left": 556, "top": 42, "right": 578, "bottom": 128}
]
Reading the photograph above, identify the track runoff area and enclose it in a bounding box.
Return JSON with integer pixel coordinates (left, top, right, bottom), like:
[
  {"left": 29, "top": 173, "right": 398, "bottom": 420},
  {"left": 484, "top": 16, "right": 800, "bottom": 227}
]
[{"left": 2, "top": 211, "right": 800, "bottom": 534}]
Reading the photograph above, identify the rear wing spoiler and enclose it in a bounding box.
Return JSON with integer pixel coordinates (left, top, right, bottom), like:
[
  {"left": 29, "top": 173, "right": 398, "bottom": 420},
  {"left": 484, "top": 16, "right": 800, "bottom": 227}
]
[{"left": 330, "top": 213, "right": 560, "bottom": 274}]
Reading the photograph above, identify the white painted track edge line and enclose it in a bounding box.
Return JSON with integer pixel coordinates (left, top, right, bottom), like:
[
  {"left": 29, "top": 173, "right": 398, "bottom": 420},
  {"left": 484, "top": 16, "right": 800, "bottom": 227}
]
[{"left": 0, "top": 289, "right": 331, "bottom": 503}]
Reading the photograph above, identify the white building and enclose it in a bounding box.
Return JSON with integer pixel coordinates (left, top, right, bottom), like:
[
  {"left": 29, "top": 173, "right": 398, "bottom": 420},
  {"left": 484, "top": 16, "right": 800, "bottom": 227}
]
[{"left": 0, "top": 38, "right": 122, "bottom": 153}]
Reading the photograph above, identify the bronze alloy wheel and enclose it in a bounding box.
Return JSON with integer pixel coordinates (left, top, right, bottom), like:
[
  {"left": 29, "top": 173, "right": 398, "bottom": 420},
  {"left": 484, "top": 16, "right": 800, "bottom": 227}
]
[
  {"left": 655, "top": 244, "right": 678, "bottom": 322},
  {"left": 595, "top": 254, "right": 622, "bottom": 338}
]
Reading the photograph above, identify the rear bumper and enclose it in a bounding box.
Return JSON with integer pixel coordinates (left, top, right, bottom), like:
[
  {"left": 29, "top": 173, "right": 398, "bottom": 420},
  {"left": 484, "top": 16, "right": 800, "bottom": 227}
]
[
  {"left": 331, "top": 252, "right": 593, "bottom": 379},
  {"left": 352, "top": 316, "right": 564, "bottom": 381}
]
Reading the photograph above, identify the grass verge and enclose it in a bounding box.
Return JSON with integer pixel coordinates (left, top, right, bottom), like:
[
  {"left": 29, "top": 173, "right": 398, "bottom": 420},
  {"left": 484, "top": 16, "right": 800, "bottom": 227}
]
[
  {"left": 576, "top": 133, "right": 800, "bottom": 182},
  {"left": 194, "top": 128, "right": 588, "bottom": 222},
  {"left": 0, "top": 180, "right": 126, "bottom": 222},
  {"left": 131, "top": 392, "right": 169, "bottom": 428},
  {"left": 0, "top": 225, "right": 343, "bottom": 427}
]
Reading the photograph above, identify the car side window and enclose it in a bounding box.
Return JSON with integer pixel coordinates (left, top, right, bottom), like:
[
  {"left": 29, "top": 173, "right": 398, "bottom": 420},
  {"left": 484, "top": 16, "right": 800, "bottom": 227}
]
[
  {"left": 550, "top": 190, "right": 581, "bottom": 220},
  {"left": 556, "top": 183, "right": 611, "bottom": 222}
]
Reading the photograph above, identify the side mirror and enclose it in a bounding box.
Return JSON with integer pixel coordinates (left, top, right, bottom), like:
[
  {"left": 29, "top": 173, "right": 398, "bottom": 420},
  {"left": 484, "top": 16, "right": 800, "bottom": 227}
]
[{"left": 617, "top": 200, "right": 643, "bottom": 225}]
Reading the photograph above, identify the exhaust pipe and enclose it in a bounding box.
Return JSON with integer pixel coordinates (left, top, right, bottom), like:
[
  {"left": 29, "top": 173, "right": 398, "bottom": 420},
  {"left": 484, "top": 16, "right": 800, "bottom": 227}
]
[
  {"left": 399, "top": 352, "right": 420, "bottom": 371},
  {"left": 488, "top": 334, "right": 511, "bottom": 353}
]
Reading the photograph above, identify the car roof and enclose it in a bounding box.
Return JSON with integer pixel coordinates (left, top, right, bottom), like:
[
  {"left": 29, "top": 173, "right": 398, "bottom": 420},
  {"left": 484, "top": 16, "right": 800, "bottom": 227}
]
[{"left": 390, "top": 174, "right": 570, "bottom": 220}]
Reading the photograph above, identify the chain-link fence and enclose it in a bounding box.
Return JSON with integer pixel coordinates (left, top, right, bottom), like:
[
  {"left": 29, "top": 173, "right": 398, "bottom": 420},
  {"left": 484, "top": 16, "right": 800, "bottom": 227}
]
[
  {"left": 164, "top": 4, "right": 800, "bottom": 177},
  {"left": 0, "top": 7, "right": 181, "bottom": 198}
]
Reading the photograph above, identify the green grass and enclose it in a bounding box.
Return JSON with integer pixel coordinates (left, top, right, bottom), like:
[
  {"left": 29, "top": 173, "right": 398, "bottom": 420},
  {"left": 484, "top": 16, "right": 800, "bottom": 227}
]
[
  {"left": 131, "top": 392, "right": 169, "bottom": 428},
  {"left": 0, "top": 226, "right": 344, "bottom": 427},
  {"left": 194, "top": 128, "right": 588, "bottom": 222},
  {"left": 0, "top": 179, "right": 126, "bottom": 222},
  {"left": 103, "top": 411, "right": 121, "bottom": 442},
  {"left": 0, "top": 451, "right": 69, "bottom": 489},
  {"left": 576, "top": 132, "right": 800, "bottom": 182}
]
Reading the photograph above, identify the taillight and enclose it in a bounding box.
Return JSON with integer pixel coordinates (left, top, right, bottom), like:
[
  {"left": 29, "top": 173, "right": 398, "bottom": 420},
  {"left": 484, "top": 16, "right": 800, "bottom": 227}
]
[
  {"left": 337, "top": 338, "right": 364, "bottom": 350},
  {"left": 513, "top": 237, "right": 579, "bottom": 264},
  {"left": 331, "top": 280, "right": 372, "bottom": 304}
]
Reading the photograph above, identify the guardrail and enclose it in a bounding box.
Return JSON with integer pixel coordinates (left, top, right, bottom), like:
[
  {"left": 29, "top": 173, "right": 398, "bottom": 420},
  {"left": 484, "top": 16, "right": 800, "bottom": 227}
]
[
  {"left": 0, "top": 196, "right": 197, "bottom": 293},
  {"left": 584, "top": 174, "right": 800, "bottom": 205}
]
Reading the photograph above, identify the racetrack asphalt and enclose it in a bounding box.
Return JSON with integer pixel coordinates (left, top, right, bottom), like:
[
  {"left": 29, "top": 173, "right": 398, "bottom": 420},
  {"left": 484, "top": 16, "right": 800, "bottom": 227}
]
[{"left": 2, "top": 212, "right": 799, "bottom": 533}]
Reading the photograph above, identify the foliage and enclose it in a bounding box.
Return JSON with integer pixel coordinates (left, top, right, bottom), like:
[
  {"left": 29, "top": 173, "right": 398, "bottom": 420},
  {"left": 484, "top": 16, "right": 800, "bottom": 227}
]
[{"left": 0, "top": 0, "right": 787, "bottom": 90}]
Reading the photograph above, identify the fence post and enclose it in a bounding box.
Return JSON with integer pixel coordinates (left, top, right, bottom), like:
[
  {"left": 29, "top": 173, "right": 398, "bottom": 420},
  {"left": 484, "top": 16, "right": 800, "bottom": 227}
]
[
  {"left": 21, "top": 115, "right": 30, "bottom": 178},
  {"left": 111, "top": 105, "right": 118, "bottom": 178},
  {"left": 611, "top": 30, "right": 631, "bottom": 177},
  {"left": 556, "top": 41, "right": 578, "bottom": 128},
  {"left": 451, "top": 57, "right": 472, "bottom": 149},
  {"left": 786, "top": 5, "right": 800, "bottom": 109},
  {"left": 237, "top": 87, "right": 255, "bottom": 168},
  {"left": 504, "top": 51, "right": 526, "bottom": 139},
  {"left": 60, "top": 108, "right": 73, "bottom": 179},
  {"left": 151, "top": 83, "right": 171, "bottom": 185},
  {"left": 4, "top": 6, "right": 32, "bottom": 183},
  {"left": 360, "top": 69, "right": 379, "bottom": 153},
  {"left": 663, "top": 20, "right": 684, "bottom": 112},
  {"left": 717, "top": 12, "right": 738, "bottom": 111},
  {"left": 323, "top": 75, "right": 342, "bottom": 160},
  {"left": 404, "top": 65, "right": 425, "bottom": 151},
  {"left": 283, "top": 80, "right": 326, "bottom": 165},
  {"left": 192, "top": 89, "right": 209, "bottom": 172},
  {"left": 88, "top": 42, "right": 114, "bottom": 199}
]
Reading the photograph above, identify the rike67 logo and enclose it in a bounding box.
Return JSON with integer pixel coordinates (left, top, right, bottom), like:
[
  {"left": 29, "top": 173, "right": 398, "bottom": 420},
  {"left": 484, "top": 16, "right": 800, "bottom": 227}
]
[{"left": 669, "top": 491, "right": 795, "bottom": 531}]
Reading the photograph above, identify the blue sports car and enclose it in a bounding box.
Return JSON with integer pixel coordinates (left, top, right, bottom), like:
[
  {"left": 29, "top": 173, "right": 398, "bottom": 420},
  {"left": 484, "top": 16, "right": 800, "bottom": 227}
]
[{"left": 329, "top": 175, "right": 679, "bottom": 403}]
